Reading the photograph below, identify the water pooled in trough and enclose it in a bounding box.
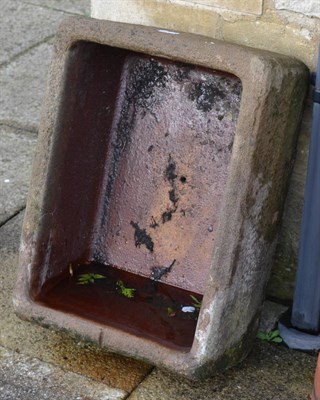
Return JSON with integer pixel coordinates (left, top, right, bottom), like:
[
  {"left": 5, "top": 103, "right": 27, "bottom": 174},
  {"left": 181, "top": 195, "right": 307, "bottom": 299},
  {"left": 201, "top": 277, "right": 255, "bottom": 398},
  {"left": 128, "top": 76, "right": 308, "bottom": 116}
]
[
  {"left": 32, "top": 43, "right": 241, "bottom": 349},
  {"left": 37, "top": 262, "right": 203, "bottom": 350}
]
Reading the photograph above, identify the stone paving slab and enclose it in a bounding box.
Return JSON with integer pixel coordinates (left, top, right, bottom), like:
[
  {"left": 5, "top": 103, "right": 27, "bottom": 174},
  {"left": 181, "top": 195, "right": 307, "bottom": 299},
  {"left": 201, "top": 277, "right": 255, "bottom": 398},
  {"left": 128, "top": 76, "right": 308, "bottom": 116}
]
[
  {"left": 0, "top": 42, "right": 52, "bottom": 131},
  {"left": 0, "top": 0, "right": 67, "bottom": 67},
  {"left": 0, "top": 213, "right": 153, "bottom": 394},
  {"left": 0, "top": 126, "right": 36, "bottom": 225},
  {"left": 0, "top": 345, "right": 125, "bottom": 400},
  {"left": 20, "top": 0, "right": 90, "bottom": 16},
  {"left": 128, "top": 341, "right": 316, "bottom": 400}
]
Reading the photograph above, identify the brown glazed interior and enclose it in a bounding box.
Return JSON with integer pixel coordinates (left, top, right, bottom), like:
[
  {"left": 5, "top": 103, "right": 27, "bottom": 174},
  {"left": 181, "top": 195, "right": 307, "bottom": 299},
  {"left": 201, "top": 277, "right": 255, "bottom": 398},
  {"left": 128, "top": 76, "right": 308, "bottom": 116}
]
[{"left": 32, "top": 41, "right": 242, "bottom": 349}]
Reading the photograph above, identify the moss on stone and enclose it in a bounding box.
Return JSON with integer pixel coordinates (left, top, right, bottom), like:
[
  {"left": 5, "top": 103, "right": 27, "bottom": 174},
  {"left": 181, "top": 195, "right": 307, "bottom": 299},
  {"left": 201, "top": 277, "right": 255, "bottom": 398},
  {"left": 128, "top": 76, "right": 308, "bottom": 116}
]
[{"left": 267, "top": 251, "right": 297, "bottom": 301}]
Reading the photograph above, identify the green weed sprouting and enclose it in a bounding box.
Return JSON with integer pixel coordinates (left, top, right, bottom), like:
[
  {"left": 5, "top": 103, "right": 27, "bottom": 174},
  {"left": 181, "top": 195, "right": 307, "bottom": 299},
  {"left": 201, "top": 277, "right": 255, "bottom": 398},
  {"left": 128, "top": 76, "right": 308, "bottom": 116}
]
[
  {"left": 116, "top": 280, "right": 136, "bottom": 298},
  {"left": 190, "top": 295, "right": 202, "bottom": 310},
  {"left": 167, "top": 307, "right": 176, "bottom": 317},
  {"left": 77, "top": 273, "right": 106, "bottom": 285},
  {"left": 257, "top": 329, "right": 283, "bottom": 343}
]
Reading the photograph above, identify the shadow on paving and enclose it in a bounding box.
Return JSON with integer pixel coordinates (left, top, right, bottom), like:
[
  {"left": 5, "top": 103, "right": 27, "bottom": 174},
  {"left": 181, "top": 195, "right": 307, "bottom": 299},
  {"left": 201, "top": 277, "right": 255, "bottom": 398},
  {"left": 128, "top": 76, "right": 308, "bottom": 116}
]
[{"left": 129, "top": 340, "right": 316, "bottom": 400}]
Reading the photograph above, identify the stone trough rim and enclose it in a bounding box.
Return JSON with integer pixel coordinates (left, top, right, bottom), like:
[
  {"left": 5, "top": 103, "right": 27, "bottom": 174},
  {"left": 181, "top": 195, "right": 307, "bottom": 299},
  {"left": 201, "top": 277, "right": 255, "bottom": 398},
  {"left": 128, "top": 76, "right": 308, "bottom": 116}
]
[{"left": 13, "top": 16, "right": 309, "bottom": 379}]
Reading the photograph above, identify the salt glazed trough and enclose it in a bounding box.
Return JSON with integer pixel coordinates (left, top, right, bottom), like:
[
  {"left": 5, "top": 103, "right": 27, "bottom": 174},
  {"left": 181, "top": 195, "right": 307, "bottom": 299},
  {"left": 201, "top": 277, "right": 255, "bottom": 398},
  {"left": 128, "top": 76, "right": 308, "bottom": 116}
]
[{"left": 13, "top": 16, "right": 308, "bottom": 378}]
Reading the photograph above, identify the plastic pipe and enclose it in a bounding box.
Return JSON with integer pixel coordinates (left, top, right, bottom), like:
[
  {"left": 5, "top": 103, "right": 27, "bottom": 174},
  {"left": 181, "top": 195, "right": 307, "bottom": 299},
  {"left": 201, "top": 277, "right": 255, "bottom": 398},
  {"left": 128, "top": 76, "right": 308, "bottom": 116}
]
[
  {"left": 279, "top": 47, "right": 320, "bottom": 350},
  {"left": 291, "top": 48, "right": 320, "bottom": 332}
]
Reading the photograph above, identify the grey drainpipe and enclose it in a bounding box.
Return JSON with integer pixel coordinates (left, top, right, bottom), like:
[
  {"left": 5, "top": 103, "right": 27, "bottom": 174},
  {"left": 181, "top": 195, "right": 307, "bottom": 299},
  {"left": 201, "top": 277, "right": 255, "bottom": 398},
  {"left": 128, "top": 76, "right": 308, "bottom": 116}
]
[{"left": 279, "top": 48, "right": 320, "bottom": 350}]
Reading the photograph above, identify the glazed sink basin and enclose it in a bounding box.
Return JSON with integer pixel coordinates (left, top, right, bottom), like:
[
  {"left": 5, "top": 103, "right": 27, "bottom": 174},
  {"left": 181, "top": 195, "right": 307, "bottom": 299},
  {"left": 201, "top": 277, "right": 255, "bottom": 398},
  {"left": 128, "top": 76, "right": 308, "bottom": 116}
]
[{"left": 14, "top": 17, "right": 308, "bottom": 378}]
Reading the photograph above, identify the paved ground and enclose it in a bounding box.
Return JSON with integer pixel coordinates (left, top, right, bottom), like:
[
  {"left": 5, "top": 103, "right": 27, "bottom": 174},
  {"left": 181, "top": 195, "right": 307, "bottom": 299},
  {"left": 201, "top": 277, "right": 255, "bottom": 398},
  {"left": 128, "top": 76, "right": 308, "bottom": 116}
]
[{"left": 0, "top": 0, "right": 317, "bottom": 398}]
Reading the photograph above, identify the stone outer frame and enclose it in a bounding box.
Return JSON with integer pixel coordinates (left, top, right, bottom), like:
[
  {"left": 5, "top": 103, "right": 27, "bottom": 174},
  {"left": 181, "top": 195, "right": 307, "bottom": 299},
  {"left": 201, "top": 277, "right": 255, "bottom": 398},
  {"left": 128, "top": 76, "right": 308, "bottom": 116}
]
[{"left": 13, "top": 16, "right": 308, "bottom": 378}]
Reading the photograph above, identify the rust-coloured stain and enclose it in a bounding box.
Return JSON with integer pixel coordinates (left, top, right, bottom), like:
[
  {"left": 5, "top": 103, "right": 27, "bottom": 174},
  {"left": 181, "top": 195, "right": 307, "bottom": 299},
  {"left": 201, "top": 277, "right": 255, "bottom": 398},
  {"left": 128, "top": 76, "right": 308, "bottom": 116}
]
[
  {"left": 38, "top": 262, "right": 202, "bottom": 349},
  {"left": 31, "top": 41, "right": 241, "bottom": 348},
  {"left": 92, "top": 46, "right": 242, "bottom": 294},
  {"left": 34, "top": 41, "right": 241, "bottom": 296}
]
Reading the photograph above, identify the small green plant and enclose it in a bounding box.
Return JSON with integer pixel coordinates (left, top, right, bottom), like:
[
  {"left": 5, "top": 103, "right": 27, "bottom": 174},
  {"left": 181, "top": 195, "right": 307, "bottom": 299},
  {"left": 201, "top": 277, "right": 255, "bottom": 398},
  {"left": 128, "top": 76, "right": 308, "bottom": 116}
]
[
  {"left": 167, "top": 307, "right": 176, "bottom": 317},
  {"left": 77, "top": 273, "right": 106, "bottom": 285},
  {"left": 257, "top": 329, "right": 283, "bottom": 343},
  {"left": 117, "top": 280, "right": 136, "bottom": 298},
  {"left": 190, "top": 295, "right": 202, "bottom": 310}
]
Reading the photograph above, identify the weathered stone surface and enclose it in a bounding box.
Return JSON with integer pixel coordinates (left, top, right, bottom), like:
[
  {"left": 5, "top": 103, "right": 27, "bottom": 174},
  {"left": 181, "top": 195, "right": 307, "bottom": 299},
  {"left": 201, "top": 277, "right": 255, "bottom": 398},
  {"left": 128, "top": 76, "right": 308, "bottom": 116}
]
[
  {"left": 0, "top": 345, "right": 125, "bottom": 400},
  {"left": 275, "top": 0, "right": 320, "bottom": 18},
  {"left": 0, "top": 42, "right": 52, "bottom": 131},
  {"left": 258, "top": 301, "right": 288, "bottom": 333},
  {"left": 20, "top": 0, "right": 90, "bottom": 16},
  {"left": 183, "top": 0, "right": 263, "bottom": 15},
  {"left": 13, "top": 17, "right": 308, "bottom": 378},
  {"left": 127, "top": 341, "right": 315, "bottom": 400},
  {"left": 223, "top": 19, "right": 317, "bottom": 69},
  {"left": 0, "top": 214, "right": 152, "bottom": 393},
  {"left": 268, "top": 90, "right": 312, "bottom": 301},
  {"left": 0, "top": 126, "right": 36, "bottom": 225},
  {"left": 91, "top": 0, "right": 223, "bottom": 38},
  {"left": 0, "top": 0, "right": 65, "bottom": 66}
]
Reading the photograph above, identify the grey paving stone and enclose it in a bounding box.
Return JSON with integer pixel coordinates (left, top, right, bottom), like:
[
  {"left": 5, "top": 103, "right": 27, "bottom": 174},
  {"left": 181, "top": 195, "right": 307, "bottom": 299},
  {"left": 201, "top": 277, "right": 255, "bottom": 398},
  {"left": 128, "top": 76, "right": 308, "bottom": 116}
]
[
  {"left": 0, "top": 345, "right": 126, "bottom": 400},
  {"left": 128, "top": 342, "right": 316, "bottom": 400},
  {"left": 0, "top": 126, "right": 36, "bottom": 225},
  {"left": 20, "top": 0, "right": 90, "bottom": 16},
  {"left": 0, "top": 42, "right": 52, "bottom": 131},
  {"left": 0, "top": 214, "right": 152, "bottom": 394},
  {"left": 0, "top": 0, "right": 66, "bottom": 66}
]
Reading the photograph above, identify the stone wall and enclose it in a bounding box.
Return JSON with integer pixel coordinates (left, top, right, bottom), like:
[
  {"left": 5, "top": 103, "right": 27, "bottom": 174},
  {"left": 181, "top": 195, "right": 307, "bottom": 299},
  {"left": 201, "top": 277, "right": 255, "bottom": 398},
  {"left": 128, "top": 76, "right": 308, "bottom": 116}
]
[{"left": 91, "top": 0, "right": 320, "bottom": 301}]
